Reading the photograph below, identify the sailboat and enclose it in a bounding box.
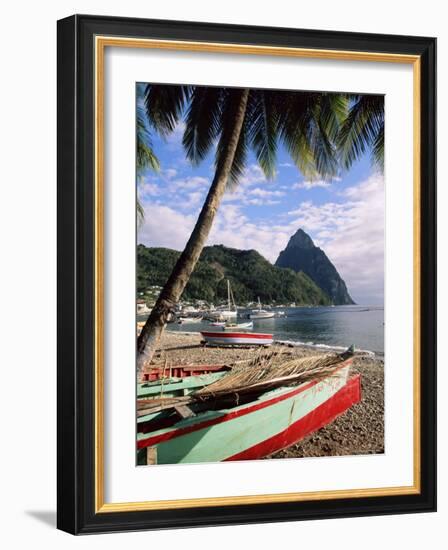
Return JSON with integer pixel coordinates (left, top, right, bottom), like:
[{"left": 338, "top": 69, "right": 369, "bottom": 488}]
[
  {"left": 214, "top": 280, "right": 237, "bottom": 319},
  {"left": 249, "top": 297, "right": 275, "bottom": 319}
]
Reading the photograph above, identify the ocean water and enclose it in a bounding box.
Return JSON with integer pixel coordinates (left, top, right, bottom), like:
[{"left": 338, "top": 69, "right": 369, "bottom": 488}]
[{"left": 169, "top": 305, "right": 385, "bottom": 356}]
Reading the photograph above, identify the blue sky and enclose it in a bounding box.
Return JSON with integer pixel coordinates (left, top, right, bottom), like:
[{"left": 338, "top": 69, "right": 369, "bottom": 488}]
[{"left": 137, "top": 86, "right": 384, "bottom": 305}]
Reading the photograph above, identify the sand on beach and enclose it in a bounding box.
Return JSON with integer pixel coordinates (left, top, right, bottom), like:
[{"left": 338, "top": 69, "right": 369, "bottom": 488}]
[{"left": 146, "top": 330, "right": 385, "bottom": 459}]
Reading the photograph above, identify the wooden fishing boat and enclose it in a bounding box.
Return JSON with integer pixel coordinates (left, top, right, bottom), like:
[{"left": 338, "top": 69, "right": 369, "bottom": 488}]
[
  {"left": 201, "top": 331, "right": 273, "bottom": 346},
  {"left": 137, "top": 354, "right": 361, "bottom": 465},
  {"left": 141, "top": 364, "right": 229, "bottom": 382}
]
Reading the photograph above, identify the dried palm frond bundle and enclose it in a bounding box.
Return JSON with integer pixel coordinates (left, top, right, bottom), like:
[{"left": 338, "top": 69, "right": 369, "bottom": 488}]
[{"left": 193, "top": 345, "right": 354, "bottom": 400}]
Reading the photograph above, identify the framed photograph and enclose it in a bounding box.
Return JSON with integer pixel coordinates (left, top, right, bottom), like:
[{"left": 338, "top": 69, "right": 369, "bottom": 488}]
[{"left": 57, "top": 14, "right": 436, "bottom": 534}]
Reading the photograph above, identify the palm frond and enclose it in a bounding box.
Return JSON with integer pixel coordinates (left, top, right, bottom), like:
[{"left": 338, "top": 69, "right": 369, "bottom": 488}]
[
  {"left": 136, "top": 107, "right": 160, "bottom": 224},
  {"left": 137, "top": 108, "right": 160, "bottom": 170},
  {"left": 246, "top": 90, "right": 279, "bottom": 179},
  {"left": 137, "top": 140, "right": 160, "bottom": 172},
  {"left": 137, "top": 197, "right": 145, "bottom": 227},
  {"left": 144, "top": 84, "right": 191, "bottom": 136},
  {"left": 277, "top": 91, "right": 321, "bottom": 178},
  {"left": 182, "top": 87, "right": 224, "bottom": 164},
  {"left": 319, "top": 94, "right": 349, "bottom": 141},
  {"left": 372, "top": 123, "right": 384, "bottom": 168},
  {"left": 337, "top": 95, "right": 384, "bottom": 170}
]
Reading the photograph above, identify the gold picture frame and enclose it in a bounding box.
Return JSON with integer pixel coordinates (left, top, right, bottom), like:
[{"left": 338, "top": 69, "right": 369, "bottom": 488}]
[{"left": 58, "top": 15, "right": 436, "bottom": 534}]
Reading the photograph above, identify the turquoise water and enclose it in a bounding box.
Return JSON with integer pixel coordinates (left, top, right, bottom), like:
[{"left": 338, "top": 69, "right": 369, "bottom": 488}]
[{"left": 168, "top": 305, "right": 384, "bottom": 355}]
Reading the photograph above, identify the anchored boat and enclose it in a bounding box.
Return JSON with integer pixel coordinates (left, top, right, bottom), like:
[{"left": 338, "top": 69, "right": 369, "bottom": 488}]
[
  {"left": 210, "top": 279, "right": 238, "bottom": 319},
  {"left": 222, "top": 321, "right": 253, "bottom": 331},
  {"left": 177, "top": 316, "right": 203, "bottom": 324},
  {"left": 249, "top": 297, "right": 275, "bottom": 319}
]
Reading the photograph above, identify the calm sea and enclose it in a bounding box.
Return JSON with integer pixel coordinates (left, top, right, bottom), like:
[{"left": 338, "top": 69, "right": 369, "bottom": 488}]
[{"left": 168, "top": 305, "right": 384, "bottom": 356}]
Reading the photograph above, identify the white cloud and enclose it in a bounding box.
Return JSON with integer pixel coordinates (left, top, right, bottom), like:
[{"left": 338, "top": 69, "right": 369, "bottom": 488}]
[
  {"left": 246, "top": 198, "right": 281, "bottom": 206},
  {"left": 222, "top": 185, "right": 285, "bottom": 207},
  {"left": 208, "top": 205, "right": 288, "bottom": 262},
  {"left": 292, "top": 177, "right": 341, "bottom": 190},
  {"left": 182, "top": 191, "right": 205, "bottom": 210},
  {"left": 162, "top": 168, "right": 177, "bottom": 179},
  {"left": 170, "top": 176, "right": 210, "bottom": 191},
  {"left": 138, "top": 201, "right": 287, "bottom": 263},
  {"left": 165, "top": 121, "right": 186, "bottom": 150},
  {"left": 239, "top": 164, "right": 268, "bottom": 186},
  {"left": 138, "top": 204, "right": 196, "bottom": 250},
  {"left": 249, "top": 188, "right": 285, "bottom": 198},
  {"left": 138, "top": 181, "right": 160, "bottom": 198}
]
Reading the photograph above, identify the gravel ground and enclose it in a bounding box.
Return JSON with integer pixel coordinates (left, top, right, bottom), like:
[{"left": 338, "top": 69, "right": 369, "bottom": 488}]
[{"left": 148, "top": 330, "right": 385, "bottom": 458}]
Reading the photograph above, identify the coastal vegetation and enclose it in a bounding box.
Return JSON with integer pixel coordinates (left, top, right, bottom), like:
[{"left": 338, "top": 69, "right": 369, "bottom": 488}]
[{"left": 137, "top": 243, "right": 331, "bottom": 306}]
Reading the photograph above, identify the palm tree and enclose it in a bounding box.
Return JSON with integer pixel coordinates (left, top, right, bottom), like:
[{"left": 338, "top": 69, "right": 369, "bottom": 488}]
[
  {"left": 337, "top": 94, "right": 384, "bottom": 170},
  {"left": 137, "top": 85, "right": 349, "bottom": 373},
  {"left": 136, "top": 103, "right": 160, "bottom": 224}
]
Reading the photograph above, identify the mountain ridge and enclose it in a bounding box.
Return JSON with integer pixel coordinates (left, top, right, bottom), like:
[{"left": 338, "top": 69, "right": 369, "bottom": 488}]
[{"left": 137, "top": 243, "right": 331, "bottom": 305}]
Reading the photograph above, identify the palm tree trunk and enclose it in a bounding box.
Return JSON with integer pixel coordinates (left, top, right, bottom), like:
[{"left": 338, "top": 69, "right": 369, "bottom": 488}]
[{"left": 137, "top": 88, "right": 250, "bottom": 376}]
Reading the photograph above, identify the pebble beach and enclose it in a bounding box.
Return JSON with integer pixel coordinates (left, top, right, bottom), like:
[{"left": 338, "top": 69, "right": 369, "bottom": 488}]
[{"left": 147, "top": 330, "right": 385, "bottom": 459}]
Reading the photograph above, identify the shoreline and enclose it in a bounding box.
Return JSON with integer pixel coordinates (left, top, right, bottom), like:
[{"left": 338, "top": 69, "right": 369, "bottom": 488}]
[
  {"left": 147, "top": 331, "right": 385, "bottom": 459},
  {"left": 166, "top": 329, "right": 383, "bottom": 357}
]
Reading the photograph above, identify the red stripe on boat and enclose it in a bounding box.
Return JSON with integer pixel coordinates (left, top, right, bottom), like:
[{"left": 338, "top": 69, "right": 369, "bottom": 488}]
[
  {"left": 137, "top": 360, "right": 352, "bottom": 449},
  {"left": 201, "top": 331, "right": 273, "bottom": 339},
  {"left": 225, "top": 374, "right": 361, "bottom": 461}
]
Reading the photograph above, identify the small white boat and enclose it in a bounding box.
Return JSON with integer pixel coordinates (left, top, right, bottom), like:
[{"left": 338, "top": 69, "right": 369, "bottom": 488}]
[
  {"left": 178, "top": 317, "right": 203, "bottom": 324},
  {"left": 222, "top": 321, "right": 253, "bottom": 331},
  {"left": 182, "top": 306, "right": 201, "bottom": 314},
  {"left": 210, "top": 321, "right": 226, "bottom": 327},
  {"left": 249, "top": 297, "right": 275, "bottom": 319},
  {"left": 137, "top": 303, "right": 151, "bottom": 315},
  {"left": 201, "top": 331, "right": 273, "bottom": 346},
  {"left": 216, "top": 310, "right": 237, "bottom": 319}
]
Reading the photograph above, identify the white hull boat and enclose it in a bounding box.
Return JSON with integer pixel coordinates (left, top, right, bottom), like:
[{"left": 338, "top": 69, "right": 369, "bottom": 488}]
[
  {"left": 249, "top": 310, "right": 275, "bottom": 319},
  {"left": 212, "top": 280, "right": 238, "bottom": 320},
  {"left": 216, "top": 310, "right": 237, "bottom": 319},
  {"left": 249, "top": 297, "right": 275, "bottom": 319},
  {"left": 222, "top": 321, "right": 253, "bottom": 330},
  {"left": 178, "top": 317, "right": 203, "bottom": 324},
  {"left": 201, "top": 331, "right": 273, "bottom": 346}
]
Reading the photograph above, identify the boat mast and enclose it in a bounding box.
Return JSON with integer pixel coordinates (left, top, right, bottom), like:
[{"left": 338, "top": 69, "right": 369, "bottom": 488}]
[{"left": 227, "top": 279, "right": 237, "bottom": 313}]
